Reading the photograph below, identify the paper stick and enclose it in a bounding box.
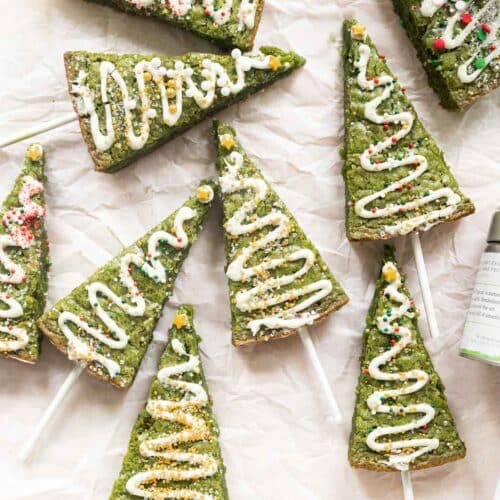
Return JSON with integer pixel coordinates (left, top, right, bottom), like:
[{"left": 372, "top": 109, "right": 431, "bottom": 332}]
[
  {"left": 401, "top": 470, "right": 415, "bottom": 500},
  {"left": 19, "top": 234, "right": 114, "bottom": 462},
  {"left": 298, "top": 327, "right": 342, "bottom": 423},
  {"left": 400, "top": 230, "right": 443, "bottom": 500},
  {"left": 19, "top": 363, "right": 85, "bottom": 462},
  {"left": 0, "top": 114, "right": 77, "bottom": 148},
  {"left": 410, "top": 232, "right": 440, "bottom": 339}
]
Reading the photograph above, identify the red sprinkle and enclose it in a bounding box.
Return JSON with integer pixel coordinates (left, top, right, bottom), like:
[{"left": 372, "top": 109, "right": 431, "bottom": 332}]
[
  {"left": 391, "top": 137, "right": 398, "bottom": 144},
  {"left": 383, "top": 123, "right": 389, "bottom": 131},
  {"left": 482, "top": 23, "right": 491, "bottom": 33},
  {"left": 461, "top": 13, "right": 473, "bottom": 24},
  {"left": 433, "top": 38, "right": 446, "bottom": 51}
]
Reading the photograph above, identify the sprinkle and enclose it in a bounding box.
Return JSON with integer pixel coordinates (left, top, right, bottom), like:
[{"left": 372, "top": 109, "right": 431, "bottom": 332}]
[
  {"left": 482, "top": 23, "right": 491, "bottom": 33},
  {"left": 196, "top": 185, "right": 214, "bottom": 204},
  {"left": 433, "top": 38, "right": 446, "bottom": 51},
  {"left": 351, "top": 24, "right": 366, "bottom": 40},
  {"left": 460, "top": 13, "right": 473, "bottom": 25},
  {"left": 474, "top": 57, "right": 486, "bottom": 70},
  {"left": 219, "top": 134, "right": 236, "bottom": 150},
  {"left": 173, "top": 312, "right": 189, "bottom": 329},
  {"left": 268, "top": 56, "right": 282, "bottom": 71},
  {"left": 27, "top": 144, "right": 43, "bottom": 161},
  {"left": 477, "top": 29, "right": 487, "bottom": 42}
]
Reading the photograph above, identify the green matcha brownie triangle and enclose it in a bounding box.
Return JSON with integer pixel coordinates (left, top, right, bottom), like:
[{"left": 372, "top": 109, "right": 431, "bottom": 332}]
[
  {"left": 349, "top": 246, "right": 466, "bottom": 472},
  {"left": 110, "top": 305, "right": 229, "bottom": 499},
  {"left": 66, "top": 46, "right": 305, "bottom": 173},
  {"left": 393, "top": 0, "right": 499, "bottom": 109},
  {"left": 214, "top": 121, "right": 349, "bottom": 346},
  {"left": 87, "top": 0, "right": 265, "bottom": 51},
  {"left": 342, "top": 20, "right": 475, "bottom": 241},
  {"left": 1, "top": 144, "right": 49, "bottom": 364},
  {"left": 37, "top": 182, "right": 215, "bottom": 388}
]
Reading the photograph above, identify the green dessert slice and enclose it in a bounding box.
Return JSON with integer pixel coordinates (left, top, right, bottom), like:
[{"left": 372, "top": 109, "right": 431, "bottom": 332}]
[
  {"left": 37, "top": 182, "right": 215, "bottom": 388},
  {"left": 342, "top": 20, "right": 475, "bottom": 241},
  {"left": 86, "top": 0, "right": 265, "bottom": 51},
  {"left": 110, "top": 305, "right": 229, "bottom": 500},
  {"left": 65, "top": 47, "right": 305, "bottom": 173},
  {"left": 349, "top": 246, "right": 466, "bottom": 472},
  {"left": 1, "top": 144, "right": 49, "bottom": 364},
  {"left": 214, "top": 121, "right": 349, "bottom": 346},
  {"left": 394, "top": 0, "right": 499, "bottom": 109}
]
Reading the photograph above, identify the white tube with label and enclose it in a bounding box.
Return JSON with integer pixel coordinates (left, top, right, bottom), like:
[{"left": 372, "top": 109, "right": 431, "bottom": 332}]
[{"left": 460, "top": 210, "right": 500, "bottom": 366}]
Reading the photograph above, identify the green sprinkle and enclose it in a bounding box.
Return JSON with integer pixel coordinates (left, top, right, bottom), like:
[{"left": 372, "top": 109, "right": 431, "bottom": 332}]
[{"left": 474, "top": 57, "right": 486, "bottom": 69}]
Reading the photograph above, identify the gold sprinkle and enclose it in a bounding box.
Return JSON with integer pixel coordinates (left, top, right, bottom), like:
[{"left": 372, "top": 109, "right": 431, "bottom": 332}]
[
  {"left": 173, "top": 312, "right": 189, "bottom": 329},
  {"left": 196, "top": 185, "right": 213, "bottom": 204},
  {"left": 351, "top": 24, "right": 366, "bottom": 40},
  {"left": 268, "top": 56, "right": 282, "bottom": 71},
  {"left": 383, "top": 266, "right": 398, "bottom": 283},
  {"left": 27, "top": 144, "right": 43, "bottom": 161},
  {"left": 219, "top": 134, "right": 236, "bottom": 150}
]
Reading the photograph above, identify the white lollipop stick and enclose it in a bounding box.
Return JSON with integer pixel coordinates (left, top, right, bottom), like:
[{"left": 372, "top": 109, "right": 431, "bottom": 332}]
[
  {"left": 401, "top": 470, "right": 415, "bottom": 500},
  {"left": 19, "top": 232, "right": 114, "bottom": 462},
  {"left": 19, "top": 363, "right": 85, "bottom": 462},
  {"left": 0, "top": 114, "right": 77, "bottom": 148},
  {"left": 410, "top": 232, "right": 440, "bottom": 339},
  {"left": 298, "top": 327, "right": 342, "bottom": 423},
  {"left": 398, "top": 231, "right": 442, "bottom": 500}
]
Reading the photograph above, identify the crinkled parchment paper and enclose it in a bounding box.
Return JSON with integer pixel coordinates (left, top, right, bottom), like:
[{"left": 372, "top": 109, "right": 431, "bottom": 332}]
[{"left": 0, "top": 1, "right": 499, "bottom": 499}]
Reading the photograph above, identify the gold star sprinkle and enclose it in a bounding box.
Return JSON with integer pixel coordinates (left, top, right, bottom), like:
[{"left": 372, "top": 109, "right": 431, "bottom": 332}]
[
  {"left": 27, "top": 144, "right": 43, "bottom": 162},
  {"left": 173, "top": 312, "right": 189, "bottom": 329},
  {"left": 196, "top": 185, "right": 214, "bottom": 204},
  {"left": 268, "top": 56, "right": 282, "bottom": 71},
  {"left": 219, "top": 134, "right": 236, "bottom": 150},
  {"left": 383, "top": 266, "right": 398, "bottom": 283},
  {"left": 351, "top": 24, "right": 366, "bottom": 40}
]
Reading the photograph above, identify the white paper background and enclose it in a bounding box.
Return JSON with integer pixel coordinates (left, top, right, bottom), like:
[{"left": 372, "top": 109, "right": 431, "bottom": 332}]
[{"left": 0, "top": 1, "right": 499, "bottom": 499}]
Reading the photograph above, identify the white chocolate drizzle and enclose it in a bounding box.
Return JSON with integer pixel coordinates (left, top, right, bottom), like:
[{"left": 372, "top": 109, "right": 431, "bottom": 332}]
[
  {"left": 126, "top": 338, "right": 218, "bottom": 499},
  {"left": 126, "top": 0, "right": 258, "bottom": 30},
  {"left": 71, "top": 49, "right": 274, "bottom": 153},
  {"left": 420, "top": 0, "right": 448, "bottom": 17},
  {"left": 352, "top": 40, "right": 461, "bottom": 236},
  {"left": 0, "top": 173, "right": 45, "bottom": 352},
  {"left": 57, "top": 200, "right": 206, "bottom": 377},
  {"left": 220, "top": 148, "right": 333, "bottom": 335},
  {"left": 366, "top": 262, "right": 439, "bottom": 470}
]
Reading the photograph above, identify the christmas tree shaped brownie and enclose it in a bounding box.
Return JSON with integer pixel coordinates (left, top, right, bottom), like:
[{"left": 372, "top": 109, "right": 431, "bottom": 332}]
[
  {"left": 394, "top": 0, "right": 499, "bottom": 109},
  {"left": 342, "top": 20, "right": 475, "bottom": 241},
  {"left": 349, "top": 246, "right": 466, "bottom": 471},
  {"left": 66, "top": 47, "right": 304, "bottom": 172},
  {"left": 214, "top": 121, "right": 349, "bottom": 345},
  {"left": 110, "top": 305, "right": 229, "bottom": 499},
  {"left": 1, "top": 144, "right": 49, "bottom": 364},
  {"left": 37, "top": 182, "right": 215, "bottom": 388},
  {"left": 87, "top": 0, "right": 265, "bottom": 51}
]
